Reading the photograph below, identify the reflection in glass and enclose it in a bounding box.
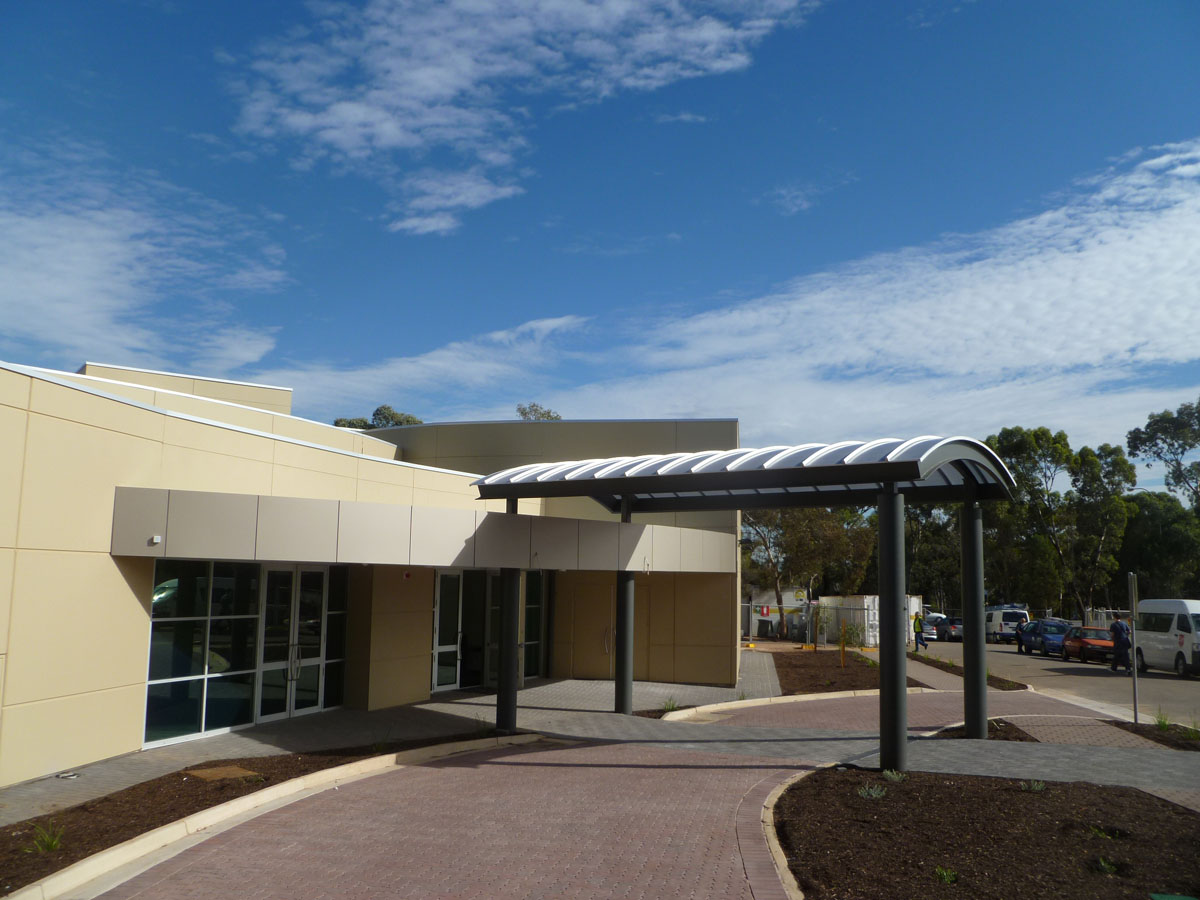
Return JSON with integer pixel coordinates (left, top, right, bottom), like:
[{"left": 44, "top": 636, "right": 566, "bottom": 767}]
[
  {"left": 205, "top": 673, "right": 256, "bottom": 729},
  {"left": 437, "top": 650, "right": 458, "bottom": 687},
  {"left": 295, "top": 664, "right": 320, "bottom": 709},
  {"left": 262, "top": 571, "right": 293, "bottom": 664},
  {"left": 208, "top": 619, "right": 258, "bottom": 673},
  {"left": 324, "top": 661, "right": 344, "bottom": 708},
  {"left": 298, "top": 571, "right": 324, "bottom": 660},
  {"left": 260, "top": 669, "right": 287, "bottom": 717},
  {"left": 211, "top": 563, "right": 259, "bottom": 616},
  {"left": 325, "top": 613, "right": 346, "bottom": 661},
  {"left": 149, "top": 621, "right": 206, "bottom": 680},
  {"left": 328, "top": 565, "right": 349, "bottom": 612},
  {"left": 151, "top": 560, "right": 209, "bottom": 618},
  {"left": 438, "top": 574, "right": 460, "bottom": 643},
  {"left": 145, "top": 680, "right": 203, "bottom": 741}
]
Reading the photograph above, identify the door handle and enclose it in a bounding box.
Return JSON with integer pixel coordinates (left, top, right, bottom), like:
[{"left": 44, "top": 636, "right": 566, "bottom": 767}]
[{"left": 603, "top": 626, "right": 610, "bottom": 655}]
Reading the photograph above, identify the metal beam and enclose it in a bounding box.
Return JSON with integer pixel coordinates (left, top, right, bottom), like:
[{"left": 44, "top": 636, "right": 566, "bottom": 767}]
[
  {"left": 878, "top": 485, "right": 907, "bottom": 771},
  {"left": 496, "top": 567, "right": 521, "bottom": 733},
  {"left": 961, "top": 501, "right": 987, "bottom": 739}
]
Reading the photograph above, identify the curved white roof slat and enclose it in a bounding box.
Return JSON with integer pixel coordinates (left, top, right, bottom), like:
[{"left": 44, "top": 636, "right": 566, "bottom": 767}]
[
  {"left": 692, "top": 448, "right": 754, "bottom": 473},
  {"left": 842, "top": 438, "right": 905, "bottom": 465},
  {"left": 624, "top": 453, "right": 689, "bottom": 478},
  {"left": 885, "top": 435, "right": 945, "bottom": 462},
  {"left": 802, "top": 440, "right": 866, "bottom": 468},
  {"left": 726, "top": 446, "right": 790, "bottom": 471},
  {"left": 482, "top": 463, "right": 546, "bottom": 485},
  {"left": 565, "top": 458, "right": 632, "bottom": 481},
  {"left": 536, "top": 459, "right": 603, "bottom": 482},
  {"left": 594, "top": 454, "right": 660, "bottom": 479},
  {"left": 657, "top": 450, "right": 723, "bottom": 475},
  {"left": 762, "top": 443, "right": 827, "bottom": 470}
]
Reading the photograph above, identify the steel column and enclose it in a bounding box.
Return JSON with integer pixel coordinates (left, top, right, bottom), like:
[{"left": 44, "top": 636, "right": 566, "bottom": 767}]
[
  {"left": 615, "top": 571, "right": 635, "bottom": 714},
  {"left": 878, "top": 485, "right": 907, "bottom": 771},
  {"left": 496, "top": 567, "right": 521, "bottom": 733},
  {"left": 961, "top": 501, "right": 987, "bottom": 739}
]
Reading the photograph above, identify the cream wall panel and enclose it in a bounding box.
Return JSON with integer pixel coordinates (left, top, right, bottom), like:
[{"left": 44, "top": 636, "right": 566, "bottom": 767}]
[
  {"left": 271, "top": 416, "right": 358, "bottom": 452},
  {"left": 578, "top": 520, "right": 619, "bottom": 571},
  {"left": 163, "top": 416, "right": 275, "bottom": 462},
  {"left": 357, "top": 458, "right": 416, "bottom": 488},
  {"left": 550, "top": 573, "right": 575, "bottom": 678},
  {"left": 647, "top": 573, "right": 676, "bottom": 646},
  {"left": 412, "top": 469, "right": 478, "bottom": 496},
  {"left": 190, "top": 380, "right": 292, "bottom": 414},
  {"left": 0, "top": 683, "right": 146, "bottom": 787},
  {"left": 647, "top": 644, "right": 674, "bottom": 683},
  {"left": 256, "top": 496, "right": 339, "bottom": 562},
  {"left": 54, "top": 374, "right": 158, "bottom": 406},
  {"left": 166, "top": 490, "right": 259, "bottom": 560},
  {"left": 531, "top": 517, "right": 579, "bottom": 570},
  {"left": 367, "top": 566, "right": 433, "bottom": 708},
  {"left": 30, "top": 380, "right": 165, "bottom": 441},
  {"left": 355, "top": 479, "right": 416, "bottom": 506},
  {"left": 618, "top": 523, "right": 652, "bottom": 573},
  {"left": 678, "top": 510, "right": 738, "bottom": 534},
  {"left": 0, "top": 368, "right": 31, "bottom": 409},
  {"left": 0, "top": 549, "right": 13, "bottom": 654},
  {"left": 337, "top": 502, "right": 411, "bottom": 565},
  {"left": 359, "top": 437, "right": 400, "bottom": 460},
  {"left": 650, "top": 526, "right": 681, "bottom": 572},
  {"left": 679, "top": 528, "right": 705, "bottom": 572},
  {"left": 633, "top": 577, "right": 651, "bottom": 681},
  {"left": 366, "top": 656, "right": 431, "bottom": 709},
  {"left": 409, "top": 507, "right": 475, "bottom": 566},
  {"left": 160, "top": 446, "right": 274, "bottom": 496},
  {"left": 703, "top": 530, "right": 737, "bottom": 573},
  {"left": 345, "top": 568, "right": 373, "bottom": 709},
  {"left": 410, "top": 488, "right": 479, "bottom": 510},
  {"left": 474, "top": 512, "right": 531, "bottom": 569},
  {"left": 674, "top": 419, "right": 738, "bottom": 451},
  {"left": 674, "top": 574, "right": 736, "bottom": 646},
  {"left": 371, "top": 610, "right": 431, "bottom": 660},
  {"left": 271, "top": 465, "right": 357, "bottom": 501},
  {"left": 82, "top": 364, "right": 193, "bottom": 394},
  {"left": 273, "top": 441, "right": 358, "bottom": 478},
  {"left": 19, "top": 416, "right": 162, "bottom": 552},
  {"left": 111, "top": 487, "right": 169, "bottom": 558},
  {"left": 673, "top": 645, "right": 731, "bottom": 686},
  {"left": 0, "top": 406, "right": 27, "bottom": 548},
  {"left": 543, "top": 496, "right": 611, "bottom": 523},
  {"left": 153, "top": 392, "right": 276, "bottom": 432},
  {"left": 6, "top": 552, "right": 151, "bottom": 705}
]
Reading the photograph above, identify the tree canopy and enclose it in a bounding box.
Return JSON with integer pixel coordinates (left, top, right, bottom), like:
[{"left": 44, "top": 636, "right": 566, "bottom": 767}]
[
  {"left": 333, "top": 404, "right": 423, "bottom": 429},
  {"left": 516, "top": 402, "right": 561, "bottom": 421},
  {"left": 1127, "top": 395, "right": 1200, "bottom": 509}
]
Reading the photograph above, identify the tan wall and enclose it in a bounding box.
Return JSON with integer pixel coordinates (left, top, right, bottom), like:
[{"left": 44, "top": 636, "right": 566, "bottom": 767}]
[
  {"left": 362, "top": 566, "right": 435, "bottom": 709},
  {"left": 551, "top": 571, "right": 737, "bottom": 687},
  {"left": 80, "top": 363, "right": 294, "bottom": 415}
]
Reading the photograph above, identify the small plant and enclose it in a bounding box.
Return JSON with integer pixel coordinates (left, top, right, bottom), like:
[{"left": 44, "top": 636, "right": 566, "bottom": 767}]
[
  {"left": 662, "top": 697, "right": 678, "bottom": 713},
  {"left": 1183, "top": 720, "right": 1200, "bottom": 741},
  {"left": 1154, "top": 707, "right": 1171, "bottom": 732},
  {"left": 933, "top": 866, "right": 958, "bottom": 884},
  {"left": 881, "top": 769, "right": 907, "bottom": 783},
  {"left": 371, "top": 741, "right": 387, "bottom": 753},
  {"left": 23, "top": 821, "right": 64, "bottom": 854},
  {"left": 857, "top": 784, "right": 887, "bottom": 800},
  {"left": 1089, "top": 824, "right": 1113, "bottom": 840},
  {"left": 1096, "top": 855, "right": 1118, "bottom": 875},
  {"left": 1020, "top": 780, "right": 1046, "bottom": 793},
  {"left": 737, "top": 690, "right": 747, "bottom": 702},
  {"left": 241, "top": 774, "right": 266, "bottom": 784}
]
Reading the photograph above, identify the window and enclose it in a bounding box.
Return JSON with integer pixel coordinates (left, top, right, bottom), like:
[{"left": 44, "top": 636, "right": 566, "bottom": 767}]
[
  {"left": 1138, "top": 613, "right": 1174, "bottom": 633},
  {"left": 145, "top": 560, "right": 261, "bottom": 743},
  {"left": 1177, "top": 614, "right": 1193, "bottom": 634}
]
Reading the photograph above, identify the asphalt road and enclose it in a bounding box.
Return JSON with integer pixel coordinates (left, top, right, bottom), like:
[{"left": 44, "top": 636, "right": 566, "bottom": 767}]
[{"left": 917, "top": 637, "right": 1200, "bottom": 726}]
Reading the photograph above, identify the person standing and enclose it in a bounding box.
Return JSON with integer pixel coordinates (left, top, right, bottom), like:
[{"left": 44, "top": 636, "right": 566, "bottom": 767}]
[
  {"left": 913, "top": 612, "right": 927, "bottom": 651},
  {"left": 1109, "top": 612, "right": 1132, "bottom": 674}
]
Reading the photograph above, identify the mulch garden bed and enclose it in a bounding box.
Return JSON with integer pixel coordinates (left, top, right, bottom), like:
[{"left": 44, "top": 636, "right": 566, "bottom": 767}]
[
  {"left": 774, "top": 765, "right": 1200, "bottom": 900},
  {"left": 907, "top": 651, "right": 1028, "bottom": 690},
  {"left": 1, "top": 730, "right": 497, "bottom": 895},
  {"left": 774, "top": 649, "right": 929, "bottom": 694},
  {"left": 632, "top": 706, "right": 694, "bottom": 719},
  {"left": 1108, "top": 719, "right": 1200, "bottom": 752},
  {"left": 926, "top": 718, "right": 1039, "bottom": 742}
]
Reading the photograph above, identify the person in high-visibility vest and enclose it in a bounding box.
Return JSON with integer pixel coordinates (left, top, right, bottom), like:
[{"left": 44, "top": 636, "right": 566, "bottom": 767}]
[{"left": 913, "top": 612, "right": 927, "bottom": 651}]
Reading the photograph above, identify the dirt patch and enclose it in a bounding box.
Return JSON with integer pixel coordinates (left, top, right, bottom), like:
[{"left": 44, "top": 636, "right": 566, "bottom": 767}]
[
  {"left": 1, "top": 730, "right": 498, "bottom": 895},
  {"left": 1108, "top": 719, "right": 1200, "bottom": 752},
  {"left": 774, "top": 766, "right": 1200, "bottom": 900},
  {"left": 771, "top": 649, "right": 928, "bottom": 694},
  {"left": 908, "top": 651, "right": 1028, "bottom": 690},
  {"left": 926, "top": 718, "right": 1040, "bottom": 742}
]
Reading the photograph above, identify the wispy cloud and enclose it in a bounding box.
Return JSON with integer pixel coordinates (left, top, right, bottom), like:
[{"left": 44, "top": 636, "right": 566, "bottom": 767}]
[
  {"left": 562, "top": 231, "right": 683, "bottom": 257},
  {"left": 279, "top": 139, "right": 1200, "bottom": 461},
  {"left": 655, "top": 111, "right": 707, "bottom": 124},
  {"left": 232, "top": 0, "right": 817, "bottom": 233},
  {"left": 0, "top": 136, "right": 287, "bottom": 375},
  {"left": 765, "top": 173, "right": 856, "bottom": 215}
]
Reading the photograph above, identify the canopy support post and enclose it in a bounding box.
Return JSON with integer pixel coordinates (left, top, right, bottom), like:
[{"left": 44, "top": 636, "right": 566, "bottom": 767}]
[
  {"left": 961, "top": 500, "right": 987, "bottom": 739},
  {"left": 615, "top": 495, "right": 634, "bottom": 715},
  {"left": 496, "top": 566, "right": 521, "bottom": 733},
  {"left": 878, "top": 484, "right": 907, "bottom": 771}
]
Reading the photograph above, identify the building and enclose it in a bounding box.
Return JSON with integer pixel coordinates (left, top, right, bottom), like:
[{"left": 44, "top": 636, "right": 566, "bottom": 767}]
[{"left": 0, "top": 360, "right": 740, "bottom": 788}]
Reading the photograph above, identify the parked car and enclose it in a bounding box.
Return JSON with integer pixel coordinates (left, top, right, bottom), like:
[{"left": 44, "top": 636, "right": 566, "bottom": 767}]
[
  {"left": 1061, "top": 626, "right": 1113, "bottom": 664},
  {"left": 1014, "top": 621, "right": 1037, "bottom": 654},
  {"left": 1024, "top": 618, "right": 1071, "bottom": 657},
  {"left": 922, "top": 613, "right": 946, "bottom": 641},
  {"left": 936, "top": 617, "right": 964, "bottom": 642},
  {"left": 985, "top": 606, "right": 1029, "bottom": 643},
  {"left": 1135, "top": 598, "right": 1200, "bottom": 677}
]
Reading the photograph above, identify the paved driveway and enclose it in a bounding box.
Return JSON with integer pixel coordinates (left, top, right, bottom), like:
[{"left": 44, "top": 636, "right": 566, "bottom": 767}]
[{"left": 95, "top": 741, "right": 808, "bottom": 900}]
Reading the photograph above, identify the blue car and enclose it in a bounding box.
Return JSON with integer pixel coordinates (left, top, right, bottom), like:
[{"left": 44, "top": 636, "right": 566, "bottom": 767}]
[{"left": 1024, "top": 618, "right": 1071, "bottom": 657}]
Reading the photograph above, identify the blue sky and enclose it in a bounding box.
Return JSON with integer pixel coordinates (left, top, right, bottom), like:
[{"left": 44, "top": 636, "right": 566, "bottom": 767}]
[{"left": 2, "top": 0, "right": 1199, "bottom": 468}]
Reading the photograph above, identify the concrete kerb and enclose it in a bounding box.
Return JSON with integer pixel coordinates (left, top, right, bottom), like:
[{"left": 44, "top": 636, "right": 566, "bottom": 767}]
[
  {"left": 7, "top": 733, "right": 542, "bottom": 900},
  {"left": 662, "top": 688, "right": 942, "bottom": 723},
  {"left": 759, "top": 769, "right": 816, "bottom": 900}
]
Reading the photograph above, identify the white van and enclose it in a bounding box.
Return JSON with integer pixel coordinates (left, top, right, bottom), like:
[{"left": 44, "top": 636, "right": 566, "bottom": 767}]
[
  {"left": 985, "top": 606, "right": 1029, "bottom": 644},
  {"left": 1135, "top": 598, "right": 1200, "bottom": 677}
]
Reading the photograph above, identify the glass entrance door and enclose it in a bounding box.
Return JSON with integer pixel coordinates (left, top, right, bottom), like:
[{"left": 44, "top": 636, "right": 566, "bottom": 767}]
[
  {"left": 257, "top": 567, "right": 327, "bottom": 721},
  {"left": 433, "top": 572, "right": 462, "bottom": 690}
]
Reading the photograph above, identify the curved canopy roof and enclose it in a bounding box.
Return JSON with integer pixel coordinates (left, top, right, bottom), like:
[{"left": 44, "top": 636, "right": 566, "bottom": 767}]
[{"left": 474, "top": 435, "right": 1015, "bottom": 513}]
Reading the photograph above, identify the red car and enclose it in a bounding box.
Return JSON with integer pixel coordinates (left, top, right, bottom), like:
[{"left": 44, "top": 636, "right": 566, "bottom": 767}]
[{"left": 1061, "top": 626, "right": 1114, "bottom": 664}]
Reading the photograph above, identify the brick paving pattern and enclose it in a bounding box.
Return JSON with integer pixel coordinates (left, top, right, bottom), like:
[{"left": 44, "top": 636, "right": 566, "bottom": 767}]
[{"left": 1013, "top": 715, "right": 1167, "bottom": 749}]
